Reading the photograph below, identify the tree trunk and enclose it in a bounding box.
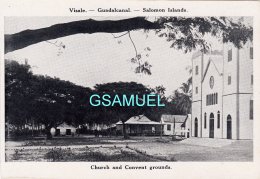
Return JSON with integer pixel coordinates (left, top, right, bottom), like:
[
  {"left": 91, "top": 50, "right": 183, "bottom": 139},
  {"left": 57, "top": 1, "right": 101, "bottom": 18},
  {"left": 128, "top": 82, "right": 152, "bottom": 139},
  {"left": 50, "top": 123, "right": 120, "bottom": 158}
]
[
  {"left": 45, "top": 126, "right": 53, "bottom": 140},
  {"left": 31, "top": 119, "right": 34, "bottom": 137},
  {"left": 122, "top": 121, "right": 129, "bottom": 139}
]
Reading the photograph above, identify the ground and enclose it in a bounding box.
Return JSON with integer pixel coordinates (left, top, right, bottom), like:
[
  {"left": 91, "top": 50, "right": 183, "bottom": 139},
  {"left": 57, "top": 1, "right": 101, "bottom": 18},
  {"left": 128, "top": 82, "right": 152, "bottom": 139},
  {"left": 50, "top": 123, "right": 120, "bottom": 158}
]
[{"left": 5, "top": 136, "right": 253, "bottom": 162}]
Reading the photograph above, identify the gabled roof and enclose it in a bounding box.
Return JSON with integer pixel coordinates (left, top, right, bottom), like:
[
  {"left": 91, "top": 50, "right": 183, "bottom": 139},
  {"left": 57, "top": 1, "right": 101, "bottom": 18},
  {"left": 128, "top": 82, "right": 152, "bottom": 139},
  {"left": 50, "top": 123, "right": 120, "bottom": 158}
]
[
  {"left": 116, "top": 115, "right": 161, "bottom": 125},
  {"left": 161, "top": 115, "right": 188, "bottom": 123},
  {"left": 57, "top": 123, "right": 76, "bottom": 129}
]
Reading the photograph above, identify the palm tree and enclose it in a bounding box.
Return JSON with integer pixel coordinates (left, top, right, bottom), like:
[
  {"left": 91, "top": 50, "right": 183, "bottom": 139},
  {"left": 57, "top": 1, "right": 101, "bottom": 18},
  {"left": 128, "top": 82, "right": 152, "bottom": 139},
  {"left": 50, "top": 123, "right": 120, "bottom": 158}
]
[{"left": 172, "top": 77, "right": 192, "bottom": 115}]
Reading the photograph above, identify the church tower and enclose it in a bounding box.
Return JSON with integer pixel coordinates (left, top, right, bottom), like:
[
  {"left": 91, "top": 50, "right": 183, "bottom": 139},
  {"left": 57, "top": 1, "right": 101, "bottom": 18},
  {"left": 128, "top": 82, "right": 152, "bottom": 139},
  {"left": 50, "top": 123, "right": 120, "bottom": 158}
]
[
  {"left": 222, "top": 41, "right": 253, "bottom": 139},
  {"left": 191, "top": 51, "right": 204, "bottom": 137}
]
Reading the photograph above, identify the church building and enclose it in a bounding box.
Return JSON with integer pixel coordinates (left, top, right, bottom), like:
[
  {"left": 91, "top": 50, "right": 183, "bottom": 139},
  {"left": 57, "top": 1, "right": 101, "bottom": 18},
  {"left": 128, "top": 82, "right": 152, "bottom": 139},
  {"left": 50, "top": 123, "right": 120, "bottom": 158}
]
[{"left": 191, "top": 41, "right": 253, "bottom": 140}]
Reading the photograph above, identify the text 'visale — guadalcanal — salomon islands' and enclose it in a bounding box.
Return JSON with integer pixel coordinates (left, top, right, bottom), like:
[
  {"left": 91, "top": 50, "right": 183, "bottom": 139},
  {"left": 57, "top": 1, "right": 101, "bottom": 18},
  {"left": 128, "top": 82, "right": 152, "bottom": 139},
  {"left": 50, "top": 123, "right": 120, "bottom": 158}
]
[{"left": 69, "top": 8, "right": 187, "bottom": 13}]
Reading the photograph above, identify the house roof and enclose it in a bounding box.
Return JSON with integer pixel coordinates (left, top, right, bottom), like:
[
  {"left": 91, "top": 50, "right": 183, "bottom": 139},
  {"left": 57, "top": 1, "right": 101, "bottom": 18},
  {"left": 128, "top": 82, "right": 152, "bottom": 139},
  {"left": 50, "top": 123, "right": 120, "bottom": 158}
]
[
  {"left": 57, "top": 123, "right": 76, "bottom": 129},
  {"left": 116, "top": 115, "right": 161, "bottom": 125},
  {"left": 161, "top": 115, "right": 188, "bottom": 123}
]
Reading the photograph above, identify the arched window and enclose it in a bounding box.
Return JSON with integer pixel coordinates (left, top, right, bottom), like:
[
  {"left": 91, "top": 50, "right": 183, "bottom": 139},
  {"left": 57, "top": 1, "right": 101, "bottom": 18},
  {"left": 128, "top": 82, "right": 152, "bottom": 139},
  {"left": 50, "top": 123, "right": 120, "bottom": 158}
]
[
  {"left": 209, "top": 113, "right": 215, "bottom": 138},
  {"left": 228, "top": 49, "right": 232, "bottom": 62},
  {"left": 204, "top": 113, "right": 207, "bottom": 129},
  {"left": 195, "top": 66, "right": 199, "bottom": 75},
  {"left": 250, "top": 47, "right": 253, "bottom": 59},
  {"left": 227, "top": 115, "right": 232, "bottom": 139},
  {"left": 227, "top": 115, "right": 232, "bottom": 121},
  {"left": 194, "top": 118, "right": 198, "bottom": 137},
  {"left": 210, "top": 113, "right": 214, "bottom": 119},
  {"left": 250, "top": 96, "right": 253, "bottom": 120},
  {"left": 216, "top": 93, "right": 218, "bottom": 104},
  {"left": 217, "top": 111, "right": 220, "bottom": 128}
]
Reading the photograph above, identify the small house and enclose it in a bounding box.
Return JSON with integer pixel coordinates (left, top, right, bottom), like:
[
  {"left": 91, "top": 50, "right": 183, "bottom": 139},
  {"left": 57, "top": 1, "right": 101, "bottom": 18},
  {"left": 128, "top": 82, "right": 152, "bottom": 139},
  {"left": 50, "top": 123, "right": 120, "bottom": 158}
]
[
  {"left": 56, "top": 123, "right": 77, "bottom": 136},
  {"left": 86, "top": 123, "right": 109, "bottom": 131},
  {"left": 161, "top": 114, "right": 191, "bottom": 137},
  {"left": 116, "top": 115, "right": 162, "bottom": 136}
]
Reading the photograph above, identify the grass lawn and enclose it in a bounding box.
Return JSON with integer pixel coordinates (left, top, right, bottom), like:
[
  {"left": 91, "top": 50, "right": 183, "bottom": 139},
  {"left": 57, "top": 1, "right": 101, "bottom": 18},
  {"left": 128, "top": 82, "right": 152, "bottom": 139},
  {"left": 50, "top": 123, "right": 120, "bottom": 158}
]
[
  {"left": 5, "top": 136, "right": 253, "bottom": 162},
  {"left": 6, "top": 136, "right": 145, "bottom": 147}
]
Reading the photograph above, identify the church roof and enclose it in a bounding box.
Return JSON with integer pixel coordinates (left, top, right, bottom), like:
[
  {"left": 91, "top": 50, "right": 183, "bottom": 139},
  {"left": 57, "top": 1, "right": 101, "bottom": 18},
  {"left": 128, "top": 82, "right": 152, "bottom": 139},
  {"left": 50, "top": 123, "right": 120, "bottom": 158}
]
[
  {"left": 191, "top": 50, "right": 223, "bottom": 82},
  {"left": 202, "top": 55, "right": 223, "bottom": 82}
]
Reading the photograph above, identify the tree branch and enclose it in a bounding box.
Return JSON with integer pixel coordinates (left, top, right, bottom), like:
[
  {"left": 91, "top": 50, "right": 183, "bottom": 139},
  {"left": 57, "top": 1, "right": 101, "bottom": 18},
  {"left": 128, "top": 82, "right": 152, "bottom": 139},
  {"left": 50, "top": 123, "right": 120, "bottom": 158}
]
[
  {"left": 128, "top": 31, "right": 138, "bottom": 57},
  {"left": 111, "top": 32, "right": 129, "bottom": 38},
  {"left": 5, "top": 17, "right": 161, "bottom": 53}
]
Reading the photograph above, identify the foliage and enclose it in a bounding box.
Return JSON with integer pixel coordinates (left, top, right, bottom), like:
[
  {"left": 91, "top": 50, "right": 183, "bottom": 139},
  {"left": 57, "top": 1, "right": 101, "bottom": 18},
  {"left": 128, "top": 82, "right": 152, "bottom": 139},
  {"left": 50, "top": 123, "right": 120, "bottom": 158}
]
[
  {"left": 5, "top": 17, "right": 253, "bottom": 76},
  {"left": 170, "top": 77, "right": 192, "bottom": 115},
  {"left": 92, "top": 82, "right": 155, "bottom": 138},
  {"left": 5, "top": 59, "right": 92, "bottom": 139},
  {"left": 44, "top": 148, "right": 73, "bottom": 162},
  {"left": 155, "top": 17, "right": 252, "bottom": 53},
  {"left": 5, "top": 60, "right": 34, "bottom": 127},
  {"left": 5, "top": 60, "right": 176, "bottom": 139},
  {"left": 45, "top": 147, "right": 161, "bottom": 162}
]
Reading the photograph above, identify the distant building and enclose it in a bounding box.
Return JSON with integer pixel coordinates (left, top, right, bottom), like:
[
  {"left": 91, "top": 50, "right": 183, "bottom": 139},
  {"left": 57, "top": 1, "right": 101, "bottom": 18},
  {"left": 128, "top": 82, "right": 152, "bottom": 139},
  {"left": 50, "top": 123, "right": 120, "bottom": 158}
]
[
  {"left": 55, "top": 123, "right": 77, "bottom": 136},
  {"left": 161, "top": 114, "right": 191, "bottom": 137},
  {"left": 191, "top": 41, "right": 253, "bottom": 139},
  {"left": 85, "top": 123, "right": 110, "bottom": 131},
  {"left": 116, "top": 115, "right": 162, "bottom": 136}
]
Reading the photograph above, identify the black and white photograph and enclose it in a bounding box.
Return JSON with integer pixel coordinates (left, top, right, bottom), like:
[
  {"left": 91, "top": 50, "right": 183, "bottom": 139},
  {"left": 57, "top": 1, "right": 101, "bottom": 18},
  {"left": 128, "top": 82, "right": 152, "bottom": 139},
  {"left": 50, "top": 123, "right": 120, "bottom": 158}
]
[{"left": 3, "top": 16, "right": 254, "bottom": 162}]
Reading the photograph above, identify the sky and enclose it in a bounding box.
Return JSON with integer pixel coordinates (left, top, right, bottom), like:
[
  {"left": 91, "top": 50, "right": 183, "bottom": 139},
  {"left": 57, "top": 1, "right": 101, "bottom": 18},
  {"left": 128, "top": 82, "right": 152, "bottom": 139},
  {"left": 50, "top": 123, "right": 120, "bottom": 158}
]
[{"left": 4, "top": 16, "right": 225, "bottom": 96}]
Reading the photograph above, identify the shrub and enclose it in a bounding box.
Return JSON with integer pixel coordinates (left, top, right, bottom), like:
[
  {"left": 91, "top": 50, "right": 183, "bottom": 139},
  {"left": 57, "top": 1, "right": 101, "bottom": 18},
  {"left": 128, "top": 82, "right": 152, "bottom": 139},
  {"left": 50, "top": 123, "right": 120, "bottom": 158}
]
[
  {"left": 44, "top": 148, "right": 72, "bottom": 162},
  {"left": 13, "top": 149, "right": 20, "bottom": 160}
]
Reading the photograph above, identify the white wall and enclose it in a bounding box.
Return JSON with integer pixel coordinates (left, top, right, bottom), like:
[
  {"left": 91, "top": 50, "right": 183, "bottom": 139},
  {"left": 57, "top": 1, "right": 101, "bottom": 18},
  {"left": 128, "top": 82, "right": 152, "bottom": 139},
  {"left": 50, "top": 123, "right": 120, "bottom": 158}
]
[
  {"left": 191, "top": 101, "right": 202, "bottom": 137},
  {"left": 239, "top": 94, "right": 253, "bottom": 139},
  {"left": 162, "top": 122, "right": 188, "bottom": 136},
  {"left": 222, "top": 42, "right": 253, "bottom": 140},
  {"left": 163, "top": 123, "right": 173, "bottom": 135},
  {"left": 191, "top": 42, "right": 253, "bottom": 140},
  {"left": 191, "top": 53, "right": 202, "bottom": 138},
  {"left": 57, "top": 127, "right": 76, "bottom": 135},
  {"left": 223, "top": 43, "right": 238, "bottom": 95},
  {"left": 239, "top": 41, "right": 253, "bottom": 93},
  {"left": 202, "top": 58, "right": 223, "bottom": 138},
  {"left": 192, "top": 55, "right": 203, "bottom": 102},
  {"left": 223, "top": 95, "right": 238, "bottom": 139}
]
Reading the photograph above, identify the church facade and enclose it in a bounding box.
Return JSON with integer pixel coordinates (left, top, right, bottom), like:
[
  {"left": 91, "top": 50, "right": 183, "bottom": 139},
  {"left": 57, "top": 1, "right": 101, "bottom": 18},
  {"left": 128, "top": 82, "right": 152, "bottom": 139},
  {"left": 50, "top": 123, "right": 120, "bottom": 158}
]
[{"left": 191, "top": 41, "right": 253, "bottom": 140}]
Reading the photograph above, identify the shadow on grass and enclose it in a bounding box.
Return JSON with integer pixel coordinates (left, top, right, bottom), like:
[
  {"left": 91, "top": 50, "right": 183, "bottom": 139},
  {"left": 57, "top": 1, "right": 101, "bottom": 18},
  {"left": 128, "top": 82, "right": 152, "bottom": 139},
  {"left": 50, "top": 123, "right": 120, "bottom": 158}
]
[{"left": 43, "top": 147, "right": 175, "bottom": 162}]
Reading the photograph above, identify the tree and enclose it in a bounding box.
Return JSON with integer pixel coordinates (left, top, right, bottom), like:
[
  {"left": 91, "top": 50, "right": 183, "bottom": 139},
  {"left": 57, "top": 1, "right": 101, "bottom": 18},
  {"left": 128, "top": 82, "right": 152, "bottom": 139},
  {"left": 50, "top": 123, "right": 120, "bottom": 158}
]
[
  {"left": 5, "top": 17, "right": 252, "bottom": 54},
  {"left": 93, "top": 82, "right": 153, "bottom": 139},
  {"left": 171, "top": 77, "right": 192, "bottom": 115},
  {"left": 5, "top": 60, "right": 33, "bottom": 130},
  {"left": 5, "top": 59, "right": 93, "bottom": 139},
  {"left": 30, "top": 75, "right": 92, "bottom": 139}
]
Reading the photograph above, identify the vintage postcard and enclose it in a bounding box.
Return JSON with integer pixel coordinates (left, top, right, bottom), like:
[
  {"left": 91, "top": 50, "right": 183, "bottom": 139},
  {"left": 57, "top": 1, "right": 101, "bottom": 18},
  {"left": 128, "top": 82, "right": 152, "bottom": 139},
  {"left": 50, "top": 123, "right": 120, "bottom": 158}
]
[{"left": 0, "top": 0, "right": 260, "bottom": 179}]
